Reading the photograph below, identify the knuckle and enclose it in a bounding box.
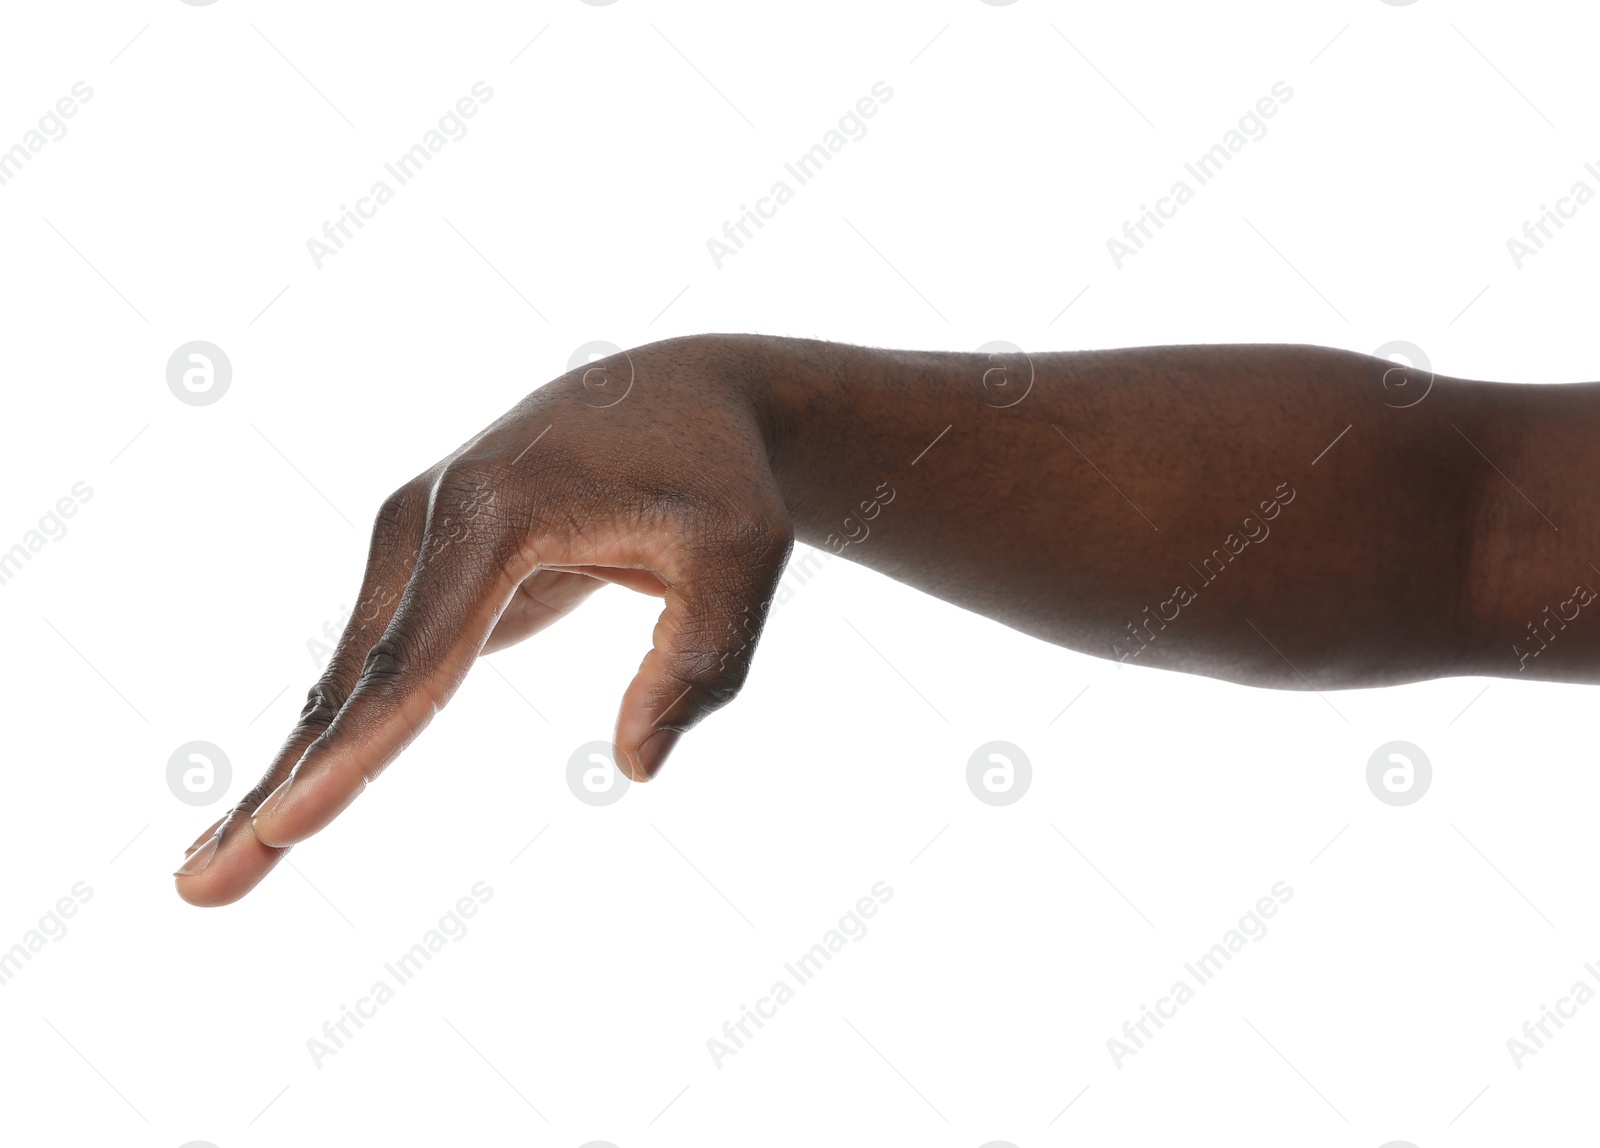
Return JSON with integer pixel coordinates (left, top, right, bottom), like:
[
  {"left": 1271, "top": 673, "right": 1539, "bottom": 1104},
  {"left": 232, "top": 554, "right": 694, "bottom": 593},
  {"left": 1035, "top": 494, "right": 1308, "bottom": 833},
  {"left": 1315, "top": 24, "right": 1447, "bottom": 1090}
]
[
  {"left": 641, "top": 483, "right": 702, "bottom": 527},
  {"left": 373, "top": 480, "right": 426, "bottom": 545},
  {"left": 726, "top": 507, "right": 794, "bottom": 567},
  {"left": 296, "top": 679, "right": 348, "bottom": 733},
  {"left": 429, "top": 465, "right": 505, "bottom": 538},
  {"left": 359, "top": 634, "right": 415, "bottom": 687},
  {"left": 434, "top": 458, "right": 502, "bottom": 505},
  {"left": 673, "top": 599, "right": 765, "bottom": 712},
  {"left": 434, "top": 457, "right": 490, "bottom": 492},
  {"left": 670, "top": 655, "right": 747, "bottom": 713},
  {"left": 703, "top": 655, "right": 751, "bottom": 705},
  {"left": 756, "top": 514, "right": 796, "bottom": 576},
  {"left": 237, "top": 779, "right": 287, "bottom": 815}
]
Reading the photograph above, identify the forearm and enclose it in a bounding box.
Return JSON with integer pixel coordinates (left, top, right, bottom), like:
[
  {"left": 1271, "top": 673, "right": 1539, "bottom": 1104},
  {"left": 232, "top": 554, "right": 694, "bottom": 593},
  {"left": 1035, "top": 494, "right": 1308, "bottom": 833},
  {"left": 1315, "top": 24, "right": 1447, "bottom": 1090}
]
[{"left": 723, "top": 334, "right": 1600, "bottom": 687}]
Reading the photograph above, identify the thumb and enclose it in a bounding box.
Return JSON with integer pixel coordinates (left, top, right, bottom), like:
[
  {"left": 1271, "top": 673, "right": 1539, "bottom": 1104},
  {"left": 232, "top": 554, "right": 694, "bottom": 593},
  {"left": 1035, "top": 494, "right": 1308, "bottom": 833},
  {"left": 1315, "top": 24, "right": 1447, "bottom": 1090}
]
[{"left": 614, "top": 532, "right": 791, "bottom": 781}]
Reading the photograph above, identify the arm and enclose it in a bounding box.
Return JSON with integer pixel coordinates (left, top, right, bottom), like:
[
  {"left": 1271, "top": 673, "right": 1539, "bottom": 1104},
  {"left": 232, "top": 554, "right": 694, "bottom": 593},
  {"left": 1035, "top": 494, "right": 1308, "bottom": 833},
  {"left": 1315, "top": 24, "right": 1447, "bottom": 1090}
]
[
  {"left": 750, "top": 335, "right": 1597, "bottom": 687},
  {"left": 174, "top": 334, "right": 1600, "bottom": 906}
]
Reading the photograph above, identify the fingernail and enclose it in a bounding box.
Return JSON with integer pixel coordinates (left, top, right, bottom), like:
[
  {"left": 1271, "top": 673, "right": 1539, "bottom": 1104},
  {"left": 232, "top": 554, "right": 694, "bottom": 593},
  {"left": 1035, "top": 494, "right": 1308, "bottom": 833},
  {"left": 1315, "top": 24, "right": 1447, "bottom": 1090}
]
[
  {"left": 174, "top": 833, "right": 220, "bottom": 877},
  {"left": 637, "top": 728, "right": 681, "bottom": 779},
  {"left": 252, "top": 777, "right": 293, "bottom": 832},
  {"left": 185, "top": 816, "right": 226, "bottom": 855}
]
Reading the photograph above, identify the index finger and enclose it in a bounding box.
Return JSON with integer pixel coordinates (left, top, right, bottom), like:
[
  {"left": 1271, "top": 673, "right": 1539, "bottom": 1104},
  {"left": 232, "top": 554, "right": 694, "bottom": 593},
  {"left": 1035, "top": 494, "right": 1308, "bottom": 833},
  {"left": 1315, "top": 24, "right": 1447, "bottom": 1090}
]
[
  {"left": 249, "top": 470, "right": 528, "bottom": 848},
  {"left": 174, "top": 482, "right": 427, "bottom": 905}
]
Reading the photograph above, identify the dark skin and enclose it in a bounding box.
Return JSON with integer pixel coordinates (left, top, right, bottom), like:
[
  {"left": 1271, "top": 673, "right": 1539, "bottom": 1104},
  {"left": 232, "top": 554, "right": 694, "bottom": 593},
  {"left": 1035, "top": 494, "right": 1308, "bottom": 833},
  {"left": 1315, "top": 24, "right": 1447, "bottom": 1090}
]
[{"left": 174, "top": 334, "right": 1600, "bottom": 905}]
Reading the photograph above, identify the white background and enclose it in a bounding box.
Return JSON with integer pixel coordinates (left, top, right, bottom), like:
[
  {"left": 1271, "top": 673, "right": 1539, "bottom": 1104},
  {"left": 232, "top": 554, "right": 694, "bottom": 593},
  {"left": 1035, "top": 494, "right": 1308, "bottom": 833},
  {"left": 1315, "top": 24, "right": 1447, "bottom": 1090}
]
[{"left": 1, "top": 1, "right": 1597, "bottom": 1145}]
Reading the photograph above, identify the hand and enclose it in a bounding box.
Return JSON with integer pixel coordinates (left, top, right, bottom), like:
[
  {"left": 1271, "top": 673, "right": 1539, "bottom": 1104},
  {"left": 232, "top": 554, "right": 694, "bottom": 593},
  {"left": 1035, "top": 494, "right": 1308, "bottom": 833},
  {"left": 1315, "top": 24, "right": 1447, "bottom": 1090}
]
[{"left": 175, "top": 336, "right": 793, "bottom": 906}]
